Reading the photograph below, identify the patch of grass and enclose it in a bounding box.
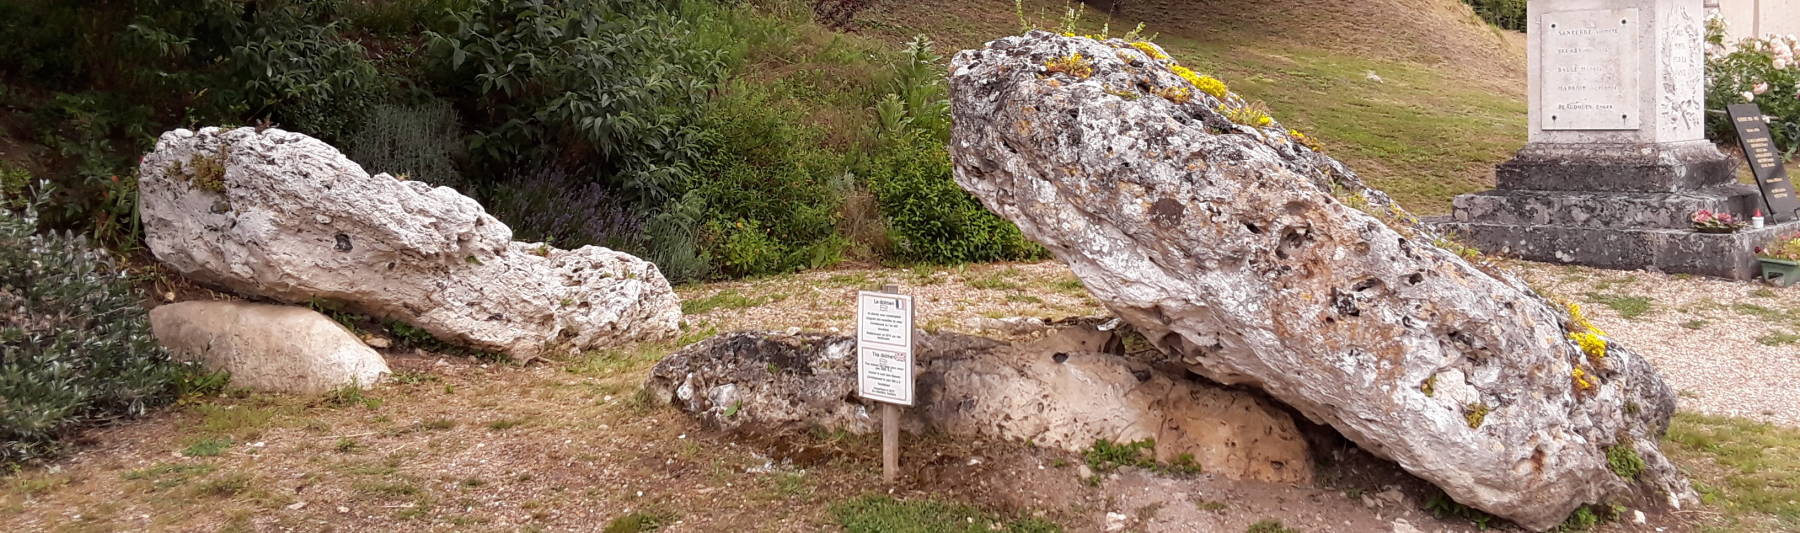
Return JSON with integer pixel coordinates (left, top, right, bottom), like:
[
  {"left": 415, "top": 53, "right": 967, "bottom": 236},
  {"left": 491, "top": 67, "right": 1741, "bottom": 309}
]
[
  {"left": 1755, "top": 331, "right": 1799, "bottom": 346},
  {"left": 1584, "top": 292, "right": 1653, "bottom": 319},
  {"left": 335, "top": 438, "right": 362, "bottom": 453},
  {"left": 1423, "top": 491, "right": 1497, "bottom": 529},
  {"left": 1246, "top": 519, "right": 1298, "bottom": 533},
  {"left": 604, "top": 509, "right": 675, "bottom": 533},
  {"left": 1084, "top": 438, "right": 1157, "bottom": 473},
  {"left": 825, "top": 272, "right": 872, "bottom": 288},
  {"left": 390, "top": 369, "right": 439, "bottom": 385},
  {"left": 321, "top": 385, "right": 382, "bottom": 410},
  {"left": 1680, "top": 319, "right": 1709, "bottom": 330},
  {"left": 1005, "top": 294, "right": 1042, "bottom": 304},
  {"left": 1605, "top": 441, "right": 1645, "bottom": 479},
  {"left": 182, "top": 437, "right": 231, "bottom": 457},
  {"left": 191, "top": 472, "right": 254, "bottom": 499},
  {"left": 420, "top": 418, "right": 456, "bottom": 431},
  {"left": 1195, "top": 500, "right": 1228, "bottom": 512},
  {"left": 1731, "top": 303, "right": 1783, "bottom": 320},
  {"left": 681, "top": 289, "right": 784, "bottom": 314},
  {"left": 123, "top": 463, "right": 218, "bottom": 491},
  {"left": 832, "top": 495, "right": 1060, "bottom": 533},
  {"left": 1750, "top": 288, "right": 1777, "bottom": 298},
  {"left": 192, "top": 403, "right": 280, "bottom": 440},
  {"left": 7, "top": 473, "right": 70, "bottom": 496},
  {"left": 966, "top": 270, "right": 1023, "bottom": 291},
  {"left": 1664, "top": 412, "right": 1800, "bottom": 528},
  {"left": 354, "top": 480, "right": 424, "bottom": 499},
  {"left": 486, "top": 417, "right": 532, "bottom": 431}
]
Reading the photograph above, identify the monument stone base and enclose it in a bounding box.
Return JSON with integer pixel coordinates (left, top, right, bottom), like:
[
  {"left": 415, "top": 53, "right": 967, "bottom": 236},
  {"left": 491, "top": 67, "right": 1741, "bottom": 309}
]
[
  {"left": 1495, "top": 141, "right": 1738, "bottom": 193},
  {"left": 1445, "top": 141, "right": 1784, "bottom": 280},
  {"left": 1435, "top": 218, "right": 1799, "bottom": 280}
]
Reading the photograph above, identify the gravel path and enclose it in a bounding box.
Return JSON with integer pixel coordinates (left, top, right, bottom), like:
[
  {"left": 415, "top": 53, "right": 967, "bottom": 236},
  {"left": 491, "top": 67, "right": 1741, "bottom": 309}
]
[
  {"left": 1507, "top": 260, "right": 1800, "bottom": 427},
  {"left": 678, "top": 259, "right": 1800, "bottom": 427}
]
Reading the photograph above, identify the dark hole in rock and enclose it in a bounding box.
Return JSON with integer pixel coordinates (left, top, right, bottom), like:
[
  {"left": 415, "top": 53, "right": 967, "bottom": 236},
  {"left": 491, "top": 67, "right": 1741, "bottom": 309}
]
[
  {"left": 1244, "top": 221, "right": 1262, "bottom": 234},
  {"left": 334, "top": 233, "right": 352, "bottom": 252},
  {"left": 1150, "top": 198, "right": 1185, "bottom": 225},
  {"left": 1406, "top": 272, "right": 1424, "bottom": 285},
  {"left": 1351, "top": 278, "right": 1383, "bottom": 293},
  {"left": 1275, "top": 227, "right": 1309, "bottom": 260},
  {"left": 1052, "top": 352, "right": 1070, "bottom": 364},
  {"left": 387, "top": 262, "right": 396, "bottom": 271},
  {"left": 1131, "top": 369, "right": 1152, "bottom": 382}
]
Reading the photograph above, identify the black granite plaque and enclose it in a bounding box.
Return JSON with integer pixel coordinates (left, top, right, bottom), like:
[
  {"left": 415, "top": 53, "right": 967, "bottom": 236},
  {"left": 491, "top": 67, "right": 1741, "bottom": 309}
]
[{"left": 1728, "top": 103, "right": 1800, "bottom": 222}]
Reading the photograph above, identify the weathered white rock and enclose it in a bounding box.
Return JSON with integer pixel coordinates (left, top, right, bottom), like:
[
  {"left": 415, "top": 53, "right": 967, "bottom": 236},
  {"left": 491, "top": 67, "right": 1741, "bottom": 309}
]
[
  {"left": 947, "top": 32, "right": 1692, "bottom": 530},
  {"left": 150, "top": 301, "right": 389, "bottom": 393},
  {"left": 647, "top": 322, "right": 1313, "bottom": 484},
  {"left": 138, "top": 127, "right": 681, "bottom": 359}
]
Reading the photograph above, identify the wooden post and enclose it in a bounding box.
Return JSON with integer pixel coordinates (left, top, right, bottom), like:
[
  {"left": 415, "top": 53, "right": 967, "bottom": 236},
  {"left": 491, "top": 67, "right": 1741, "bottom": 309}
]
[{"left": 880, "top": 283, "right": 901, "bottom": 484}]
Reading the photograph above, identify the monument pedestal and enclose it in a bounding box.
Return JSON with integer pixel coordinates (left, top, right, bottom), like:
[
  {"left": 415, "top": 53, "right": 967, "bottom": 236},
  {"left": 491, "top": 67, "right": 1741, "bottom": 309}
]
[{"left": 1437, "top": 0, "right": 1783, "bottom": 280}]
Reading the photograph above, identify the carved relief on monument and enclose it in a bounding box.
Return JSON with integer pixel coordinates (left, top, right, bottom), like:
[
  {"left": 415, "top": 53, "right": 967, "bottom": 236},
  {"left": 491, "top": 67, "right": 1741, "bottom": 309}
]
[{"left": 1662, "top": 5, "right": 1704, "bottom": 132}]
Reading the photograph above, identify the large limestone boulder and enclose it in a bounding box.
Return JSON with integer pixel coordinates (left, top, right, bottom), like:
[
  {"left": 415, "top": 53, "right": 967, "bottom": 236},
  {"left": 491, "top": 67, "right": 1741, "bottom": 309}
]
[
  {"left": 647, "top": 323, "right": 1313, "bottom": 484},
  {"left": 138, "top": 127, "right": 681, "bottom": 360},
  {"left": 150, "top": 301, "right": 389, "bottom": 393},
  {"left": 946, "top": 32, "right": 1691, "bottom": 530}
]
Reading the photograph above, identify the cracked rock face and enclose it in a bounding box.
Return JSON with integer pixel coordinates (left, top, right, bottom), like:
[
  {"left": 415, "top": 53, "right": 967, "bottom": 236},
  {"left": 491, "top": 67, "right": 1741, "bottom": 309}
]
[
  {"left": 947, "top": 32, "right": 1692, "bottom": 530},
  {"left": 139, "top": 127, "right": 680, "bottom": 360},
  {"left": 647, "top": 323, "right": 1313, "bottom": 484}
]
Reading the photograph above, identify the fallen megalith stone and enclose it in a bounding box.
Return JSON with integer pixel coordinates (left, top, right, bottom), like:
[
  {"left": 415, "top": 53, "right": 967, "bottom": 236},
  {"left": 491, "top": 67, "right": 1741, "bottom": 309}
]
[
  {"left": 646, "top": 321, "right": 1313, "bottom": 484},
  {"left": 150, "top": 301, "right": 389, "bottom": 393},
  {"left": 946, "top": 32, "right": 1692, "bottom": 530},
  {"left": 138, "top": 127, "right": 681, "bottom": 360}
]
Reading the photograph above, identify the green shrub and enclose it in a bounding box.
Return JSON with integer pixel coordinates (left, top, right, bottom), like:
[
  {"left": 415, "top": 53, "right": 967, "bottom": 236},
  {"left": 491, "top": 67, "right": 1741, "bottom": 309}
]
[
  {"left": 1459, "top": 0, "right": 1525, "bottom": 31},
  {"left": 688, "top": 83, "right": 848, "bottom": 277},
  {"left": 229, "top": 10, "right": 386, "bottom": 143},
  {"left": 864, "top": 132, "right": 1040, "bottom": 264},
  {"left": 1705, "top": 23, "right": 1800, "bottom": 154},
  {"left": 0, "top": 188, "right": 202, "bottom": 464},
  {"left": 345, "top": 101, "right": 467, "bottom": 191},
  {"left": 862, "top": 37, "right": 1040, "bottom": 265}
]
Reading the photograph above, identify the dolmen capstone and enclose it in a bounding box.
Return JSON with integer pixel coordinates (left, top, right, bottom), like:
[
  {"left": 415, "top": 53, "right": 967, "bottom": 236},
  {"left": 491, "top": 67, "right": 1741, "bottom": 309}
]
[
  {"left": 647, "top": 321, "right": 1314, "bottom": 484},
  {"left": 139, "top": 127, "right": 681, "bottom": 360},
  {"left": 944, "top": 32, "right": 1693, "bottom": 530}
]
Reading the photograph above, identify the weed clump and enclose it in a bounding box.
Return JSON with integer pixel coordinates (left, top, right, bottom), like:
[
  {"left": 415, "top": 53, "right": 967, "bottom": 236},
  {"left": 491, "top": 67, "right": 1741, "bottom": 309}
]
[
  {"left": 1044, "top": 53, "right": 1095, "bottom": 79},
  {"left": 1606, "top": 441, "right": 1645, "bottom": 479}
]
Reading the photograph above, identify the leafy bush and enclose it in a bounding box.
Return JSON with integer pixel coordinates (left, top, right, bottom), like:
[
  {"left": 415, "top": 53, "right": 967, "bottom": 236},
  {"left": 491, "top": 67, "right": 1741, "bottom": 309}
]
[
  {"left": 0, "top": 188, "right": 200, "bottom": 464},
  {"left": 1705, "top": 21, "right": 1800, "bottom": 154},
  {"left": 346, "top": 101, "right": 468, "bottom": 191},
  {"left": 1460, "top": 0, "right": 1525, "bottom": 31},
  {"left": 426, "top": 0, "right": 732, "bottom": 205}
]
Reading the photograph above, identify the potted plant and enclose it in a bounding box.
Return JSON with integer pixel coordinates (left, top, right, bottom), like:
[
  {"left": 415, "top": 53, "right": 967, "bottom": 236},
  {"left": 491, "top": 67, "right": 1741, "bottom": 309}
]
[
  {"left": 1691, "top": 209, "right": 1749, "bottom": 233},
  {"left": 1757, "top": 232, "right": 1800, "bottom": 287}
]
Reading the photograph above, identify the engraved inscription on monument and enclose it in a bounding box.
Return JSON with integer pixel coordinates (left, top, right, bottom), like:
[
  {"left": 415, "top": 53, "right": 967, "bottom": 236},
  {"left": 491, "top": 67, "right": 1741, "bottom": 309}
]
[{"left": 1541, "top": 9, "right": 1640, "bottom": 130}]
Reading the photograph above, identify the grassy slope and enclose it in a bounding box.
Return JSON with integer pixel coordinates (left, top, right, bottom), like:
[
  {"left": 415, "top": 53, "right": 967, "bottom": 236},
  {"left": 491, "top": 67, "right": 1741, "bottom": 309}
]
[{"left": 855, "top": 0, "right": 1528, "bottom": 215}]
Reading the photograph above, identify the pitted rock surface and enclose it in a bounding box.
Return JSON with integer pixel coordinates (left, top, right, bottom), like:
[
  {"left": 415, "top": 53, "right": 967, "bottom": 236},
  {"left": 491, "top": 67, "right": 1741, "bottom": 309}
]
[
  {"left": 945, "top": 32, "right": 1692, "bottom": 530},
  {"left": 647, "top": 324, "right": 1313, "bottom": 484},
  {"left": 138, "top": 127, "right": 680, "bottom": 359}
]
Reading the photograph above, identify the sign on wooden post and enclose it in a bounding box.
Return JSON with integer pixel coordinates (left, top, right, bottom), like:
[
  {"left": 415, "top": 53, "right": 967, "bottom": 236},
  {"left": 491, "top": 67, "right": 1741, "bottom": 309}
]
[
  {"left": 1728, "top": 103, "right": 1800, "bottom": 223},
  {"left": 857, "top": 285, "right": 913, "bottom": 483}
]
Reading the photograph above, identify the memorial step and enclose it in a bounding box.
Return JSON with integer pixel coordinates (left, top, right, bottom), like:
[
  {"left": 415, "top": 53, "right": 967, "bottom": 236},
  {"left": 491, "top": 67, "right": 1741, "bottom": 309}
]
[
  {"left": 1449, "top": 185, "right": 1765, "bottom": 230},
  {"left": 1431, "top": 219, "right": 1800, "bottom": 280}
]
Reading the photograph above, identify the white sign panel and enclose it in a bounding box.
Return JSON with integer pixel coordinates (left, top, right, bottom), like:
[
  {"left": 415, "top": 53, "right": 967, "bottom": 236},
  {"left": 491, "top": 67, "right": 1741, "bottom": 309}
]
[
  {"left": 856, "top": 291, "right": 914, "bottom": 406},
  {"left": 1540, "top": 8, "right": 1641, "bottom": 130}
]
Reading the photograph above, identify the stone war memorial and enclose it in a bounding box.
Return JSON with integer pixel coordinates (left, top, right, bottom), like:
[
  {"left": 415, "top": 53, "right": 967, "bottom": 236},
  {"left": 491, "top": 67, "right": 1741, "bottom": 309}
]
[{"left": 1443, "top": 0, "right": 1800, "bottom": 278}]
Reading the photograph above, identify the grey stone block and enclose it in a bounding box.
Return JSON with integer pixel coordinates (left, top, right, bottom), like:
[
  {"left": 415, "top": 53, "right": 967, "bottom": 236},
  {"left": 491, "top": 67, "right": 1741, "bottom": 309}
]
[
  {"left": 1433, "top": 219, "right": 1800, "bottom": 280},
  {"left": 1494, "top": 141, "right": 1738, "bottom": 193},
  {"left": 1450, "top": 185, "right": 1763, "bottom": 230}
]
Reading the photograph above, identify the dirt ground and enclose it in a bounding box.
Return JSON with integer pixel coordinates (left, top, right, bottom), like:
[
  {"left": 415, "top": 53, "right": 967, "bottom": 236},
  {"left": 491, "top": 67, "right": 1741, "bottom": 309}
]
[{"left": 9, "top": 259, "right": 1792, "bottom": 533}]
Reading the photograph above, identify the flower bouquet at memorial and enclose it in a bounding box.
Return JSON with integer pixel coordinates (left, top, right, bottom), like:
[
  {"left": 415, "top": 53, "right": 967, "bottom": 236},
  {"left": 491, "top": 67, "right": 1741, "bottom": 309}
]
[
  {"left": 1755, "top": 232, "right": 1800, "bottom": 287},
  {"left": 1690, "top": 209, "right": 1748, "bottom": 233}
]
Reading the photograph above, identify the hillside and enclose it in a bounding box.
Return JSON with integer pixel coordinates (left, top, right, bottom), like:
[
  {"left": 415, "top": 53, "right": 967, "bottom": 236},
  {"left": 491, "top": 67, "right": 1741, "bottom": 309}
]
[{"left": 857, "top": 0, "right": 1530, "bottom": 214}]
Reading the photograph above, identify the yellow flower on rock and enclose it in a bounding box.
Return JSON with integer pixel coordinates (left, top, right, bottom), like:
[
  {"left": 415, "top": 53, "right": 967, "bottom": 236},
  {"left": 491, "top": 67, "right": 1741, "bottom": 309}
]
[
  {"left": 1129, "top": 41, "right": 1169, "bottom": 61},
  {"left": 1570, "top": 331, "right": 1608, "bottom": 360},
  {"left": 1571, "top": 367, "right": 1593, "bottom": 390}
]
